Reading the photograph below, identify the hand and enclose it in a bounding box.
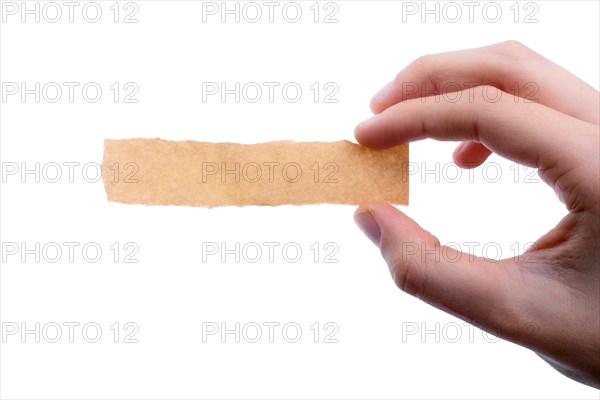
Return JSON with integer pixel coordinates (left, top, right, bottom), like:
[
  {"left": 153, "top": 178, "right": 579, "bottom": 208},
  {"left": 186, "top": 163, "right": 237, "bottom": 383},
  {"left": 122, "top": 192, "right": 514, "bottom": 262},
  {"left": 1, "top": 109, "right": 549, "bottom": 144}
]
[{"left": 353, "top": 41, "right": 600, "bottom": 388}]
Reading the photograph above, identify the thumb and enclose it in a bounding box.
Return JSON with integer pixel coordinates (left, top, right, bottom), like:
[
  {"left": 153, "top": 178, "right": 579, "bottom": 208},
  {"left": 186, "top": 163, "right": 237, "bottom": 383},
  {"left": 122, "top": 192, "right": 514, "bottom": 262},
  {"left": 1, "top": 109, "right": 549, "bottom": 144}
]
[{"left": 354, "top": 202, "right": 522, "bottom": 337}]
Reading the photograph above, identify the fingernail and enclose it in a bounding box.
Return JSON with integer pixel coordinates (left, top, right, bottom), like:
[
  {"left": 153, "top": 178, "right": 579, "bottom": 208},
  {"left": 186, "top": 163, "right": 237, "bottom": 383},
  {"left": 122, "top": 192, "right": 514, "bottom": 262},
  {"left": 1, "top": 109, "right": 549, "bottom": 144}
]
[
  {"left": 372, "top": 81, "right": 393, "bottom": 105},
  {"left": 354, "top": 209, "right": 381, "bottom": 247}
]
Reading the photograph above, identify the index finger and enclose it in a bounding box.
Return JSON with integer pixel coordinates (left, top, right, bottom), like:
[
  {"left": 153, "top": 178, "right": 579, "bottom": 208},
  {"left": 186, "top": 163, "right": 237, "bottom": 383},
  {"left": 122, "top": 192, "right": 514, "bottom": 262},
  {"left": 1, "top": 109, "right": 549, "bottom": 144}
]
[{"left": 371, "top": 41, "right": 600, "bottom": 125}]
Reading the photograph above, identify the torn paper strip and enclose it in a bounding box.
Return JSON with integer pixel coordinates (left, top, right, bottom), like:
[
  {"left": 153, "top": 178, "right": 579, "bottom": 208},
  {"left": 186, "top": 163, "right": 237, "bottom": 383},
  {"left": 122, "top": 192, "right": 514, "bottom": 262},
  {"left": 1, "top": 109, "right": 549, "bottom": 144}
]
[{"left": 102, "top": 138, "right": 408, "bottom": 207}]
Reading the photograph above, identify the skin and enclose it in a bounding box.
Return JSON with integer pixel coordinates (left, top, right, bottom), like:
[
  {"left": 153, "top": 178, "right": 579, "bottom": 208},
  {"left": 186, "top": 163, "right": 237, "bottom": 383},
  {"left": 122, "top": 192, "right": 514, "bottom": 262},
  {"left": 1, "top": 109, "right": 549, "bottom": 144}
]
[{"left": 353, "top": 41, "right": 600, "bottom": 388}]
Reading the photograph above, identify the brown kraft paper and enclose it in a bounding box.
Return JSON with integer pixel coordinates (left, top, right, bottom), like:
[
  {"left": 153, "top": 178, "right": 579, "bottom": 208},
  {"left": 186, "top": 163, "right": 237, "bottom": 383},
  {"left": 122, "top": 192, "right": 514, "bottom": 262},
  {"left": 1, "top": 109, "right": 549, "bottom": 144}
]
[{"left": 102, "top": 138, "right": 409, "bottom": 207}]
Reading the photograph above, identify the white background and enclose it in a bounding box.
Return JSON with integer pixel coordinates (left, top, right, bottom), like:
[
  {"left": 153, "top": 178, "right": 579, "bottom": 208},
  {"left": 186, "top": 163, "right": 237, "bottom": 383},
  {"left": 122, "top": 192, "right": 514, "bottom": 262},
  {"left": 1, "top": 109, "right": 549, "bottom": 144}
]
[{"left": 1, "top": 0, "right": 599, "bottom": 399}]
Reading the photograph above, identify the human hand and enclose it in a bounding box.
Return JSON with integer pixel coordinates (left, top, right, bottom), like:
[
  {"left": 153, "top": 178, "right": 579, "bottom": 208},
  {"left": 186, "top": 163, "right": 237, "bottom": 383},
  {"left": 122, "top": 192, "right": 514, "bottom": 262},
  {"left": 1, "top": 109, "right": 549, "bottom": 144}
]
[{"left": 353, "top": 41, "right": 600, "bottom": 388}]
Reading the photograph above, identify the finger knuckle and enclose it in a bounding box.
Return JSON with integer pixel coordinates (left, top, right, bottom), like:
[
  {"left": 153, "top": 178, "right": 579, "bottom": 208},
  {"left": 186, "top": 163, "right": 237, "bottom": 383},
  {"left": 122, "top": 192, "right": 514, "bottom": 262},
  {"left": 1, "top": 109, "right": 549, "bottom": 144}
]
[
  {"left": 403, "top": 54, "right": 438, "bottom": 83},
  {"left": 493, "top": 40, "right": 533, "bottom": 60},
  {"left": 389, "top": 254, "right": 427, "bottom": 299}
]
